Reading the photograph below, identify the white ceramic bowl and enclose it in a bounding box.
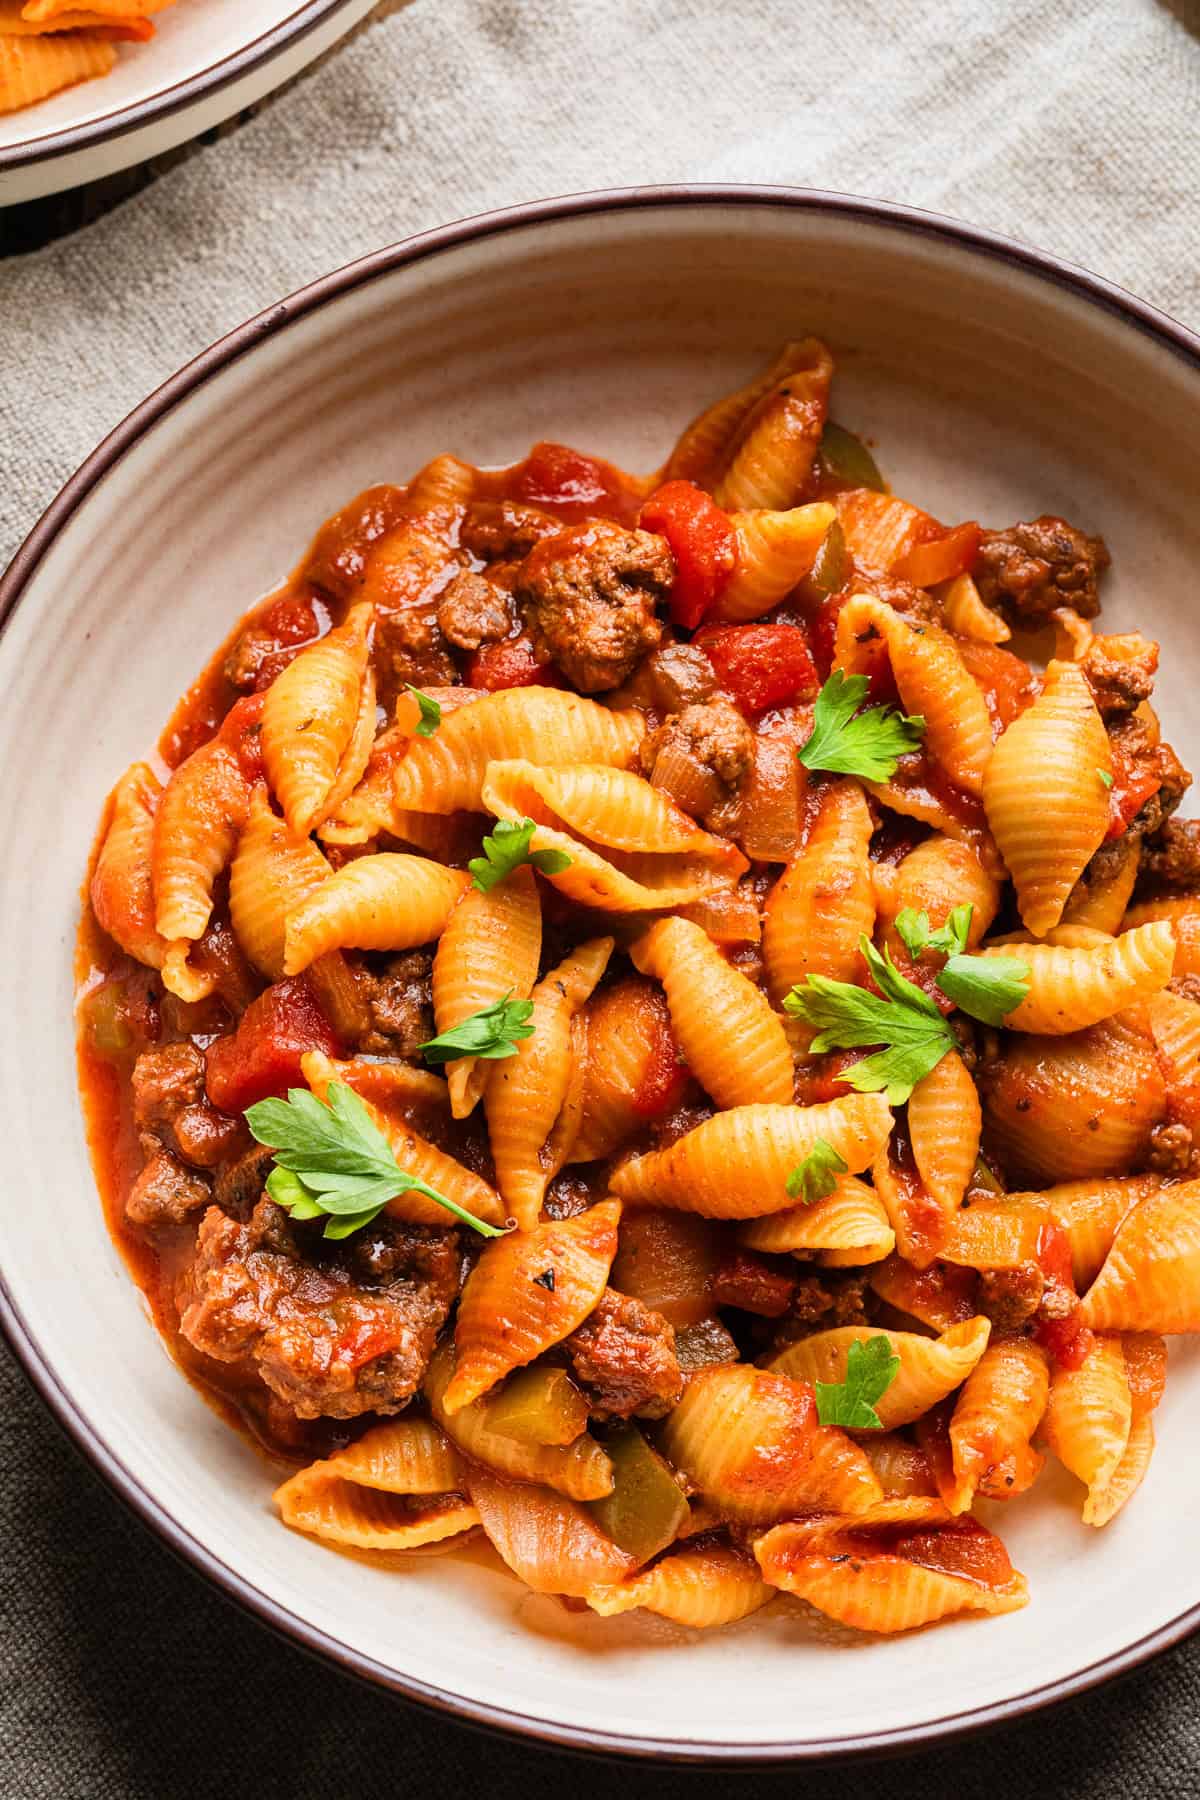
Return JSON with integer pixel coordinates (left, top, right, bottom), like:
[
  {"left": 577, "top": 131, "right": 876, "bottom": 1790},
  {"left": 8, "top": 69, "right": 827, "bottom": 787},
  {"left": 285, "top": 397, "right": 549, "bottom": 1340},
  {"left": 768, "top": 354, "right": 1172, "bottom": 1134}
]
[
  {"left": 3, "top": 187, "right": 1200, "bottom": 1762},
  {"left": 0, "top": 0, "right": 375, "bottom": 205}
]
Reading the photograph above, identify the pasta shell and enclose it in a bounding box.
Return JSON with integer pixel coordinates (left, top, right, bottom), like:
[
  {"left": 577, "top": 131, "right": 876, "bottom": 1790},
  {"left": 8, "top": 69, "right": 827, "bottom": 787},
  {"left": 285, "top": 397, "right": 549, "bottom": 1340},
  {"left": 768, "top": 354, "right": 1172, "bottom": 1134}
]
[
  {"left": 0, "top": 30, "right": 115, "bottom": 114},
  {"left": 391, "top": 687, "right": 645, "bottom": 814},
  {"left": 610, "top": 1094, "right": 894, "bottom": 1218},
  {"left": 1083, "top": 1414, "right": 1156, "bottom": 1529},
  {"left": 262, "top": 602, "right": 374, "bottom": 836},
  {"left": 273, "top": 1416, "right": 475, "bottom": 1551},
  {"left": 427, "top": 1346, "right": 613, "bottom": 1500},
  {"left": 982, "top": 660, "right": 1111, "bottom": 936},
  {"left": 710, "top": 503, "right": 836, "bottom": 622},
  {"left": 871, "top": 1144, "right": 952, "bottom": 1267},
  {"left": 301, "top": 1049, "right": 505, "bottom": 1229},
  {"left": 229, "top": 786, "right": 331, "bottom": 979},
  {"left": 465, "top": 1467, "right": 635, "bottom": 1594},
  {"left": 90, "top": 763, "right": 168, "bottom": 970},
  {"left": 1148, "top": 987, "right": 1200, "bottom": 1082},
  {"left": 152, "top": 740, "right": 249, "bottom": 944},
  {"left": 907, "top": 1050, "right": 980, "bottom": 1214},
  {"left": 738, "top": 1175, "right": 895, "bottom": 1265},
  {"left": 833, "top": 490, "right": 936, "bottom": 572},
  {"left": 948, "top": 1338, "right": 1049, "bottom": 1511},
  {"left": 664, "top": 340, "right": 822, "bottom": 488},
  {"left": 941, "top": 572, "right": 1010, "bottom": 644},
  {"left": 868, "top": 1255, "right": 979, "bottom": 1333},
  {"left": 484, "top": 938, "right": 614, "bottom": 1230},
  {"left": 754, "top": 1512, "right": 1028, "bottom": 1632},
  {"left": 768, "top": 1318, "right": 992, "bottom": 1429},
  {"left": 1124, "top": 897, "right": 1200, "bottom": 978},
  {"left": 978, "top": 923, "right": 1174, "bottom": 1034},
  {"left": 1078, "top": 1179, "right": 1200, "bottom": 1332},
  {"left": 1041, "top": 1335, "right": 1132, "bottom": 1518},
  {"left": 481, "top": 761, "right": 746, "bottom": 911},
  {"left": 876, "top": 833, "right": 1000, "bottom": 962},
  {"left": 431, "top": 867, "right": 542, "bottom": 1119},
  {"left": 586, "top": 1542, "right": 775, "bottom": 1627},
  {"left": 445, "top": 1200, "right": 621, "bottom": 1413},
  {"left": 1062, "top": 832, "right": 1140, "bottom": 935},
  {"left": 1027, "top": 1175, "right": 1158, "bottom": 1288},
  {"left": 981, "top": 1013, "right": 1164, "bottom": 1184},
  {"left": 659, "top": 1364, "right": 882, "bottom": 1524},
  {"left": 762, "top": 778, "right": 875, "bottom": 1007},
  {"left": 937, "top": 1195, "right": 1048, "bottom": 1271},
  {"left": 859, "top": 1434, "right": 940, "bottom": 1500},
  {"left": 713, "top": 343, "right": 832, "bottom": 511},
  {"left": 402, "top": 452, "right": 477, "bottom": 512},
  {"left": 836, "top": 595, "right": 993, "bottom": 795},
  {"left": 632, "top": 917, "right": 793, "bottom": 1107},
  {"left": 570, "top": 976, "right": 679, "bottom": 1163},
  {"left": 282, "top": 853, "right": 469, "bottom": 974}
]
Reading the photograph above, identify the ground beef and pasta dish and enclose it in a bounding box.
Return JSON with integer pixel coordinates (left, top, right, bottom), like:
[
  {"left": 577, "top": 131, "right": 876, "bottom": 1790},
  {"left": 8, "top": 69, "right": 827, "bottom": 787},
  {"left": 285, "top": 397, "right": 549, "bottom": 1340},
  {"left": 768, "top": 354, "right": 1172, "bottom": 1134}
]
[{"left": 77, "top": 340, "right": 1200, "bottom": 1635}]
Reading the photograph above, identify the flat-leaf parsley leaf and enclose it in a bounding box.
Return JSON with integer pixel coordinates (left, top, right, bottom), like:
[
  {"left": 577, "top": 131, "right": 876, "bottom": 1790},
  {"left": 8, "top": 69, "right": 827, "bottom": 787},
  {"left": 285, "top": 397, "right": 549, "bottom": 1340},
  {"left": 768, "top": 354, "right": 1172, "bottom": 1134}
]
[
  {"left": 404, "top": 685, "right": 442, "bottom": 738},
  {"left": 469, "top": 818, "right": 573, "bottom": 894},
  {"left": 797, "top": 670, "right": 925, "bottom": 783},
  {"left": 892, "top": 903, "right": 1030, "bottom": 1027},
  {"left": 815, "top": 1333, "right": 900, "bottom": 1429},
  {"left": 783, "top": 935, "right": 953, "bottom": 1104},
  {"left": 785, "top": 1138, "right": 848, "bottom": 1205},
  {"left": 245, "top": 1081, "right": 508, "bottom": 1240},
  {"left": 419, "top": 993, "right": 535, "bottom": 1064}
]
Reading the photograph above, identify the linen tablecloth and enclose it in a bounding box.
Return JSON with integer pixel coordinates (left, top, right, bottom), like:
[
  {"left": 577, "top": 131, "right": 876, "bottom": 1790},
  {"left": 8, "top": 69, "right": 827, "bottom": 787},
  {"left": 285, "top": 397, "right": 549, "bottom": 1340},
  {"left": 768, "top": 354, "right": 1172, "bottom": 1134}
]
[{"left": 3, "top": 1, "right": 1200, "bottom": 1791}]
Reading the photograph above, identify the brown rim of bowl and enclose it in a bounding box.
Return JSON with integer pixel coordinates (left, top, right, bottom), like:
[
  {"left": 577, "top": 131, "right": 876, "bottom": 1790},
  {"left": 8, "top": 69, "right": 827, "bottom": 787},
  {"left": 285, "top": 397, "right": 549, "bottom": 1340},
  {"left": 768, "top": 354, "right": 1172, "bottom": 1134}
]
[
  {"left": 0, "top": 0, "right": 365, "bottom": 172},
  {"left": 3, "top": 185, "right": 1200, "bottom": 1763}
]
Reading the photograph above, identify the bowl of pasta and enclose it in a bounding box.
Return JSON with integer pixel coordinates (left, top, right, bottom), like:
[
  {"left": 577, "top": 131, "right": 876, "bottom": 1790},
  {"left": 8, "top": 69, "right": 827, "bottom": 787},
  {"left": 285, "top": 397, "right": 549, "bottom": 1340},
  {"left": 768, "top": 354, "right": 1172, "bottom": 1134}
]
[
  {"left": 3, "top": 185, "right": 1200, "bottom": 1761},
  {"left": 0, "top": 0, "right": 376, "bottom": 205}
]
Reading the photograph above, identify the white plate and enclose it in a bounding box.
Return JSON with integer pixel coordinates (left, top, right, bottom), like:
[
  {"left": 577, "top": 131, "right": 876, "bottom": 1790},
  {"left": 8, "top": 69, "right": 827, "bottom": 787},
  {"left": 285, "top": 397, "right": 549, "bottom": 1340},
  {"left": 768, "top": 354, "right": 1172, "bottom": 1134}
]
[
  {"left": 0, "top": 0, "right": 376, "bottom": 205},
  {"left": 2, "top": 188, "right": 1200, "bottom": 1761}
]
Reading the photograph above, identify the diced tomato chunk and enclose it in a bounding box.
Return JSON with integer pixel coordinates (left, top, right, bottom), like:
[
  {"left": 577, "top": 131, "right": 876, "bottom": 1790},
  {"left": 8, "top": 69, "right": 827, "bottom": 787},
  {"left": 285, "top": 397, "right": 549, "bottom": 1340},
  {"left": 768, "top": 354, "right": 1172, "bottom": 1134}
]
[
  {"left": 893, "top": 521, "right": 980, "bottom": 588},
  {"left": 808, "top": 593, "right": 898, "bottom": 703},
  {"left": 638, "top": 479, "right": 738, "bottom": 630},
  {"left": 507, "top": 441, "right": 639, "bottom": 523},
  {"left": 465, "top": 634, "right": 563, "bottom": 691},
  {"left": 694, "top": 623, "right": 819, "bottom": 716},
  {"left": 216, "top": 692, "right": 267, "bottom": 784},
  {"left": 955, "top": 639, "right": 1037, "bottom": 732},
  {"left": 1036, "top": 1314, "right": 1094, "bottom": 1372},
  {"left": 1035, "top": 1221, "right": 1075, "bottom": 1292},
  {"left": 1105, "top": 733, "right": 1162, "bottom": 839},
  {"left": 205, "top": 976, "right": 341, "bottom": 1114},
  {"left": 631, "top": 1006, "right": 689, "bottom": 1119},
  {"left": 263, "top": 591, "right": 320, "bottom": 646}
]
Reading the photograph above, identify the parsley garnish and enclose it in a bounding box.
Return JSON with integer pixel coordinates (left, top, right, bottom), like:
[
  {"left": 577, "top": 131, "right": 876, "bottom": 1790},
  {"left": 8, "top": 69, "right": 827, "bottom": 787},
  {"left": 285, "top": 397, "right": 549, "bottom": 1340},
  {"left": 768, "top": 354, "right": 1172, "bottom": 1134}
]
[
  {"left": 797, "top": 670, "right": 925, "bottom": 783},
  {"left": 420, "top": 993, "right": 535, "bottom": 1065},
  {"left": 1097, "top": 767, "right": 1114, "bottom": 790},
  {"left": 784, "top": 936, "right": 953, "bottom": 1104},
  {"left": 815, "top": 1334, "right": 900, "bottom": 1429},
  {"left": 893, "top": 905, "right": 1031, "bottom": 1029},
  {"left": 785, "top": 1138, "right": 848, "bottom": 1205},
  {"left": 404, "top": 685, "right": 442, "bottom": 737},
  {"left": 245, "top": 1081, "right": 507, "bottom": 1240},
  {"left": 469, "top": 818, "right": 573, "bottom": 893}
]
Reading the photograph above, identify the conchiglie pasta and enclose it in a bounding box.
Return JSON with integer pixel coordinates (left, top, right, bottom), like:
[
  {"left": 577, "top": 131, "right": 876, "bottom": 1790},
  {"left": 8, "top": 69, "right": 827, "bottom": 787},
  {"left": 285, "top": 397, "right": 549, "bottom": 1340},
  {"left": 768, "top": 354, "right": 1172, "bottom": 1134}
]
[
  {"left": 426, "top": 1345, "right": 614, "bottom": 1499},
  {"left": 152, "top": 739, "right": 250, "bottom": 1000},
  {"left": 631, "top": 917, "right": 793, "bottom": 1107},
  {"left": 445, "top": 1201, "right": 621, "bottom": 1413},
  {"left": 713, "top": 341, "right": 833, "bottom": 511},
  {"left": 1124, "top": 897, "right": 1200, "bottom": 977},
  {"left": 273, "top": 1418, "right": 478, "bottom": 1551},
  {"left": 941, "top": 572, "right": 1010, "bottom": 644},
  {"left": 610, "top": 1094, "right": 894, "bottom": 1218},
  {"left": 90, "top": 763, "right": 168, "bottom": 970},
  {"left": 769, "top": 1318, "right": 992, "bottom": 1429},
  {"left": 982, "top": 660, "right": 1111, "bottom": 936},
  {"left": 659, "top": 1364, "right": 882, "bottom": 1524},
  {"left": 0, "top": 30, "right": 116, "bottom": 114},
  {"left": 261, "top": 602, "right": 374, "bottom": 837},
  {"left": 1032, "top": 1175, "right": 1159, "bottom": 1288},
  {"left": 762, "top": 778, "right": 875, "bottom": 1007},
  {"left": 859, "top": 1434, "right": 941, "bottom": 1499},
  {"left": 868, "top": 1255, "right": 978, "bottom": 1332},
  {"left": 391, "top": 687, "right": 645, "bottom": 814},
  {"left": 709, "top": 503, "right": 836, "bottom": 622},
  {"left": 1078, "top": 1179, "right": 1200, "bottom": 1333},
  {"left": 739, "top": 1175, "right": 894, "bottom": 1266},
  {"left": 981, "top": 1013, "right": 1165, "bottom": 1185},
  {"left": 586, "top": 1542, "right": 775, "bottom": 1627},
  {"left": 948, "top": 1338, "right": 1049, "bottom": 1511},
  {"left": 1062, "top": 834, "right": 1140, "bottom": 935},
  {"left": 663, "top": 341, "right": 821, "bottom": 488},
  {"left": 871, "top": 1144, "right": 950, "bottom": 1267},
  {"left": 754, "top": 1511, "right": 1028, "bottom": 1632},
  {"left": 876, "top": 834, "right": 1000, "bottom": 961},
  {"left": 976, "top": 922, "right": 1174, "bottom": 1034},
  {"left": 484, "top": 936, "right": 613, "bottom": 1230},
  {"left": 569, "top": 977, "right": 679, "bottom": 1164},
  {"left": 835, "top": 595, "right": 993, "bottom": 795},
  {"left": 465, "top": 1467, "right": 635, "bottom": 1595},
  {"left": 1040, "top": 1335, "right": 1132, "bottom": 1524},
  {"left": 907, "top": 1050, "right": 981, "bottom": 1214},
  {"left": 1083, "top": 1415, "right": 1156, "bottom": 1528},
  {"left": 481, "top": 761, "right": 746, "bottom": 911},
  {"left": 301, "top": 1050, "right": 506, "bottom": 1229},
  {"left": 282, "top": 853, "right": 469, "bottom": 974},
  {"left": 229, "top": 786, "right": 331, "bottom": 979},
  {"left": 431, "top": 867, "right": 542, "bottom": 1118},
  {"left": 1148, "top": 986, "right": 1200, "bottom": 1082}
]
